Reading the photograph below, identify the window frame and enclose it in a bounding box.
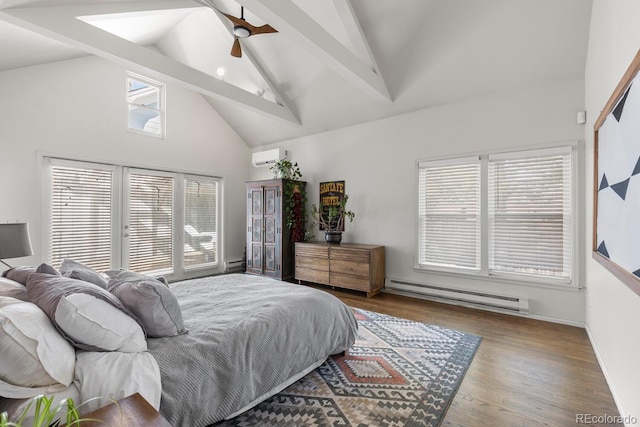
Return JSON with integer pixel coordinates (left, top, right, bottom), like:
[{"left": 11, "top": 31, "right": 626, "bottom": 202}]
[
  {"left": 41, "top": 156, "right": 223, "bottom": 281},
  {"left": 126, "top": 72, "right": 165, "bottom": 139},
  {"left": 415, "top": 142, "right": 580, "bottom": 289}
]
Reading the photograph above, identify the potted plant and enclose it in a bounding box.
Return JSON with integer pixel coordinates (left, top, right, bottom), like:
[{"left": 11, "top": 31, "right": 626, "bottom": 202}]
[
  {"left": 0, "top": 395, "right": 100, "bottom": 427},
  {"left": 269, "top": 159, "right": 307, "bottom": 242},
  {"left": 310, "top": 194, "right": 355, "bottom": 244}
]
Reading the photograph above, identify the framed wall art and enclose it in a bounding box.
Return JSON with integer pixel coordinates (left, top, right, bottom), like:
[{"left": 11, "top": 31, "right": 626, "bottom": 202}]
[
  {"left": 319, "top": 180, "right": 345, "bottom": 231},
  {"left": 593, "top": 49, "right": 640, "bottom": 296}
]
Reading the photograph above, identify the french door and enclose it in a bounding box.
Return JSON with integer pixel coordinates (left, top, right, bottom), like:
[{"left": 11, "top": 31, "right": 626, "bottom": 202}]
[{"left": 45, "top": 158, "right": 221, "bottom": 279}]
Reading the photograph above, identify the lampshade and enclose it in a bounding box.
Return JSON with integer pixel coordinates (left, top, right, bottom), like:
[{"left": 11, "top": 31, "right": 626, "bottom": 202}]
[{"left": 0, "top": 223, "right": 34, "bottom": 260}]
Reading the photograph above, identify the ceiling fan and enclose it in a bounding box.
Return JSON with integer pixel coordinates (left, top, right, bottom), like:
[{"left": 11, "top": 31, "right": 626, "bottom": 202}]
[{"left": 209, "top": 4, "right": 278, "bottom": 58}]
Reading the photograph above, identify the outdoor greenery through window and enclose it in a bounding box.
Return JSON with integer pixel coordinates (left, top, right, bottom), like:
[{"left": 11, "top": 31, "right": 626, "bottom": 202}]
[
  {"left": 46, "top": 158, "right": 221, "bottom": 278},
  {"left": 127, "top": 73, "right": 164, "bottom": 138},
  {"left": 417, "top": 145, "right": 575, "bottom": 285}
]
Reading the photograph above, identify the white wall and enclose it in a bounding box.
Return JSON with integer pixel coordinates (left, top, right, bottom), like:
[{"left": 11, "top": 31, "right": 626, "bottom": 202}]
[
  {"left": 0, "top": 55, "right": 250, "bottom": 271},
  {"left": 251, "top": 76, "right": 587, "bottom": 325},
  {"left": 585, "top": 1, "right": 640, "bottom": 423}
]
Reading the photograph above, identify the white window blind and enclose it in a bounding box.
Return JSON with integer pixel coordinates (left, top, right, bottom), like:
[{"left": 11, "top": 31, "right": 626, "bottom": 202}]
[
  {"left": 50, "top": 163, "right": 113, "bottom": 272},
  {"left": 488, "top": 148, "right": 572, "bottom": 280},
  {"left": 418, "top": 158, "right": 481, "bottom": 270},
  {"left": 184, "top": 178, "right": 218, "bottom": 268},
  {"left": 127, "top": 172, "right": 174, "bottom": 274}
]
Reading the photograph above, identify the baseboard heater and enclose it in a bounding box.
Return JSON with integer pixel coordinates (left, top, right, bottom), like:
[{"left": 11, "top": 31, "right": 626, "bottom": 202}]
[
  {"left": 385, "top": 278, "right": 529, "bottom": 314},
  {"left": 225, "top": 260, "right": 244, "bottom": 273}
]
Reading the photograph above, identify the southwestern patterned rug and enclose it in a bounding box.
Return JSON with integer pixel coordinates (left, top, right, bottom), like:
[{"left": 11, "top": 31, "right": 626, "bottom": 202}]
[{"left": 219, "top": 308, "right": 482, "bottom": 427}]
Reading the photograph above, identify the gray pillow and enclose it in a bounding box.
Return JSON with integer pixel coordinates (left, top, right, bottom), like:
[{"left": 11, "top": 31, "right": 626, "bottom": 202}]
[
  {"left": 59, "top": 259, "right": 108, "bottom": 289},
  {"left": 3, "top": 264, "right": 59, "bottom": 284},
  {"left": 107, "top": 278, "right": 187, "bottom": 338},
  {"left": 105, "top": 269, "right": 169, "bottom": 287},
  {"left": 26, "top": 273, "right": 147, "bottom": 352}
]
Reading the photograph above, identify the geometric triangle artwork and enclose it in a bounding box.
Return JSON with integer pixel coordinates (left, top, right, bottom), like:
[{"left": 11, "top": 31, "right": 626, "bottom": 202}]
[
  {"left": 610, "top": 178, "right": 630, "bottom": 200},
  {"left": 597, "top": 241, "right": 610, "bottom": 258},
  {"left": 599, "top": 173, "right": 609, "bottom": 191},
  {"left": 613, "top": 83, "right": 631, "bottom": 122},
  {"left": 633, "top": 156, "right": 640, "bottom": 176}
]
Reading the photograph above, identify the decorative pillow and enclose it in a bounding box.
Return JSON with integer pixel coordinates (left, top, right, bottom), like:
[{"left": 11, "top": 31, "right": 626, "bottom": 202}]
[
  {"left": 0, "top": 277, "right": 28, "bottom": 301},
  {"left": 108, "top": 278, "right": 187, "bottom": 337},
  {"left": 59, "top": 259, "right": 107, "bottom": 289},
  {"left": 105, "top": 269, "right": 169, "bottom": 287},
  {"left": 2, "top": 264, "right": 59, "bottom": 285},
  {"left": 0, "top": 296, "right": 75, "bottom": 399},
  {"left": 25, "top": 273, "right": 146, "bottom": 352}
]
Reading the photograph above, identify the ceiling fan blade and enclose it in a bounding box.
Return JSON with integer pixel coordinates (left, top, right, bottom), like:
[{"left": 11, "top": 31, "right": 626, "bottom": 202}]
[
  {"left": 250, "top": 24, "right": 278, "bottom": 35},
  {"left": 221, "top": 11, "right": 246, "bottom": 28},
  {"left": 230, "top": 37, "right": 242, "bottom": 58}
]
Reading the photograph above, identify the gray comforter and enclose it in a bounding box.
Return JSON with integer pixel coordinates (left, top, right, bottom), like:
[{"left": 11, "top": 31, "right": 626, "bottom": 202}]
[{"left": 147, "top": 274, "right": 358, "bottom": 426}]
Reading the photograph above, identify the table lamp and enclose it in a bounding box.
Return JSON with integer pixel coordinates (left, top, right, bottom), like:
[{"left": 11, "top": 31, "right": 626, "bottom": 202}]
[{"left": 0, "top": 223, "right": 34, "bottom": 269}]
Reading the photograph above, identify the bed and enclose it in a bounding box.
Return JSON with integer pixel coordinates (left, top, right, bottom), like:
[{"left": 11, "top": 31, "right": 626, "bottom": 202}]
[
  {"left": 0, "top": 269, "right": 358, "bottom": 426},
  {"left": 148, "top": 273, "right": 357, "bottom": 426}
]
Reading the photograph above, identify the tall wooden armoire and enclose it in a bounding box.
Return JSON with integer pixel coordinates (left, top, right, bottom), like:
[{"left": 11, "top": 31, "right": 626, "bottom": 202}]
[{"left": 245, "top": 179, "right": 306, "bottom": 280}]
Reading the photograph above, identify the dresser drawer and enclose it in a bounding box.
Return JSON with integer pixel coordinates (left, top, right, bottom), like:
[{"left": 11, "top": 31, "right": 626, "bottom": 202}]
[
  {"left": 296, "top": 255, "right": 329, "bottom": 271},
  {"left": 330, "top": 259, "right": 370, "bottom": 277},
  {"left": 296, "top": 244, "right": 329, "bottom": 258},
  {"left": 295, "top": 266, "right": 329, "bottom": 285},
  {"left": 330, "top": 272, "right": 371, "bottom": 292},
  {"left": 330, "top": 247, "right": 370, "bottom": 263}
]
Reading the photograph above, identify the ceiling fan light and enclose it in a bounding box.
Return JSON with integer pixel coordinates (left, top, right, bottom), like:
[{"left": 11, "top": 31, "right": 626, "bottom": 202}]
[{"left": 233, "top": 26, "right": 251, "bottom": 38}]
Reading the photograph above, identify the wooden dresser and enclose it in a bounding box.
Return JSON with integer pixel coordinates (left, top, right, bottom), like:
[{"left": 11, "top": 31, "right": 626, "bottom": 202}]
[{"left": 295, "top": 242, "right": 385, "bottom": 297}]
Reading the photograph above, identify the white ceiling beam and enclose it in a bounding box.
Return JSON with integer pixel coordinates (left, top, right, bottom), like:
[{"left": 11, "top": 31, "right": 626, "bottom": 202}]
[
  {"left": 331, "top": 0, "right": 382, "bottom": 76},
  {"left": 0, "top": 1, "right": 300, "bottom": 125},
  {"left": 237, "top": 0, "right": 392, "bottom": 102}
]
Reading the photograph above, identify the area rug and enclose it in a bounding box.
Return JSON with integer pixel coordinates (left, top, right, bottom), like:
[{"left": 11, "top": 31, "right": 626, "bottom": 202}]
[{"left": 218, "top": 308, "right": 482, "bottom": 427}]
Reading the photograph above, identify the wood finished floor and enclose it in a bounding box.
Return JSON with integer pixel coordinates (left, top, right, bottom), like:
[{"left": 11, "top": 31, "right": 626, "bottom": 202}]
[{"left": 314, "top": 285, "right": 622, "bottom": 427}]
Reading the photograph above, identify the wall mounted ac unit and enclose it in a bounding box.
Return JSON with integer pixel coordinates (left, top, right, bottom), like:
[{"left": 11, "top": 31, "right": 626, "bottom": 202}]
[{"left": 251, "top": 148, "right": 287, "bottom": 167}]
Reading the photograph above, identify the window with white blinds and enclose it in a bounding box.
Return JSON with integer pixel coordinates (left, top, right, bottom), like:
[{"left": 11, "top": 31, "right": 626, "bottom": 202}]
[
  {"left": 416, "top": 145, "right": 576, "bottom": 286},
  {"left": 184, "top": 178, "right": 218, "bottom": 268},
  {"left": 126, "top": 171, "right": 174, "bottom": 274},
  {"left": 45, "top": 158, "right": 222, "bottom": 279},
  {"left": 488, "top": 148, "right": 572, "bottom": 280},
  {"left": 418, "top": 158, "right": 481, "bottom": 270},
  {"left": 50, "top": 163, "right": 114, "bottom": 272}
]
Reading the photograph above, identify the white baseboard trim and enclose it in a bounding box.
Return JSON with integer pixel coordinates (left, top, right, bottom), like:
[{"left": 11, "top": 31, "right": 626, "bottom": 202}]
[
  {"left": 585, "top": 325, "right": 631, "bottom": 425},
  {"left": 382, "top": 289, "right": 584, "bottom": 328}
]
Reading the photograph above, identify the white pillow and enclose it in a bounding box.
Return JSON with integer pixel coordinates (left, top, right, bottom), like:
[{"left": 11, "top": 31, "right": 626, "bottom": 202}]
[
  {"left": 0, "top": 277, "right": 28, "bottom": 301},
  {"left": 0, "top": 296, "right": 75, "bottom": 399},
  {"left": 26, "top": 273, "right": 147, "bottom": 353},
  {"left": 55, "top": 294, "right": 147, "bottom": 352},
  {"left": 74, "top": 351, "right": 162, "bottom": 413}
]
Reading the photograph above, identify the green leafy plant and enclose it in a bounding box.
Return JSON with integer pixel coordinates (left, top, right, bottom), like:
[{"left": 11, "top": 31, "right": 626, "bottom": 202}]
[
  {"left": 310, "top": 194, "right": 355, "bottom": 233},
  {"left": 270, "top": 159, "right": 307, "bottom": 242},
  {"left": 0, "top": 395, "right": 102, "bottom": 427},
  {"left": 269, "top": 159, "right": 301, "bottom": 181}
]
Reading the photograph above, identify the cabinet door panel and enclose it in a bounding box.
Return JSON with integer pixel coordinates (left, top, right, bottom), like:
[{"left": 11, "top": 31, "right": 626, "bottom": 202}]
[{"left": 265, "top": 245, "right": 276, "bottom": 273}]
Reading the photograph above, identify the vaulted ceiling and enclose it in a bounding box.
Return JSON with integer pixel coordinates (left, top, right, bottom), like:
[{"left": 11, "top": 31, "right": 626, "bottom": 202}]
[{"left": 0, "top": 0, "right": 592, "bottom": 147}]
